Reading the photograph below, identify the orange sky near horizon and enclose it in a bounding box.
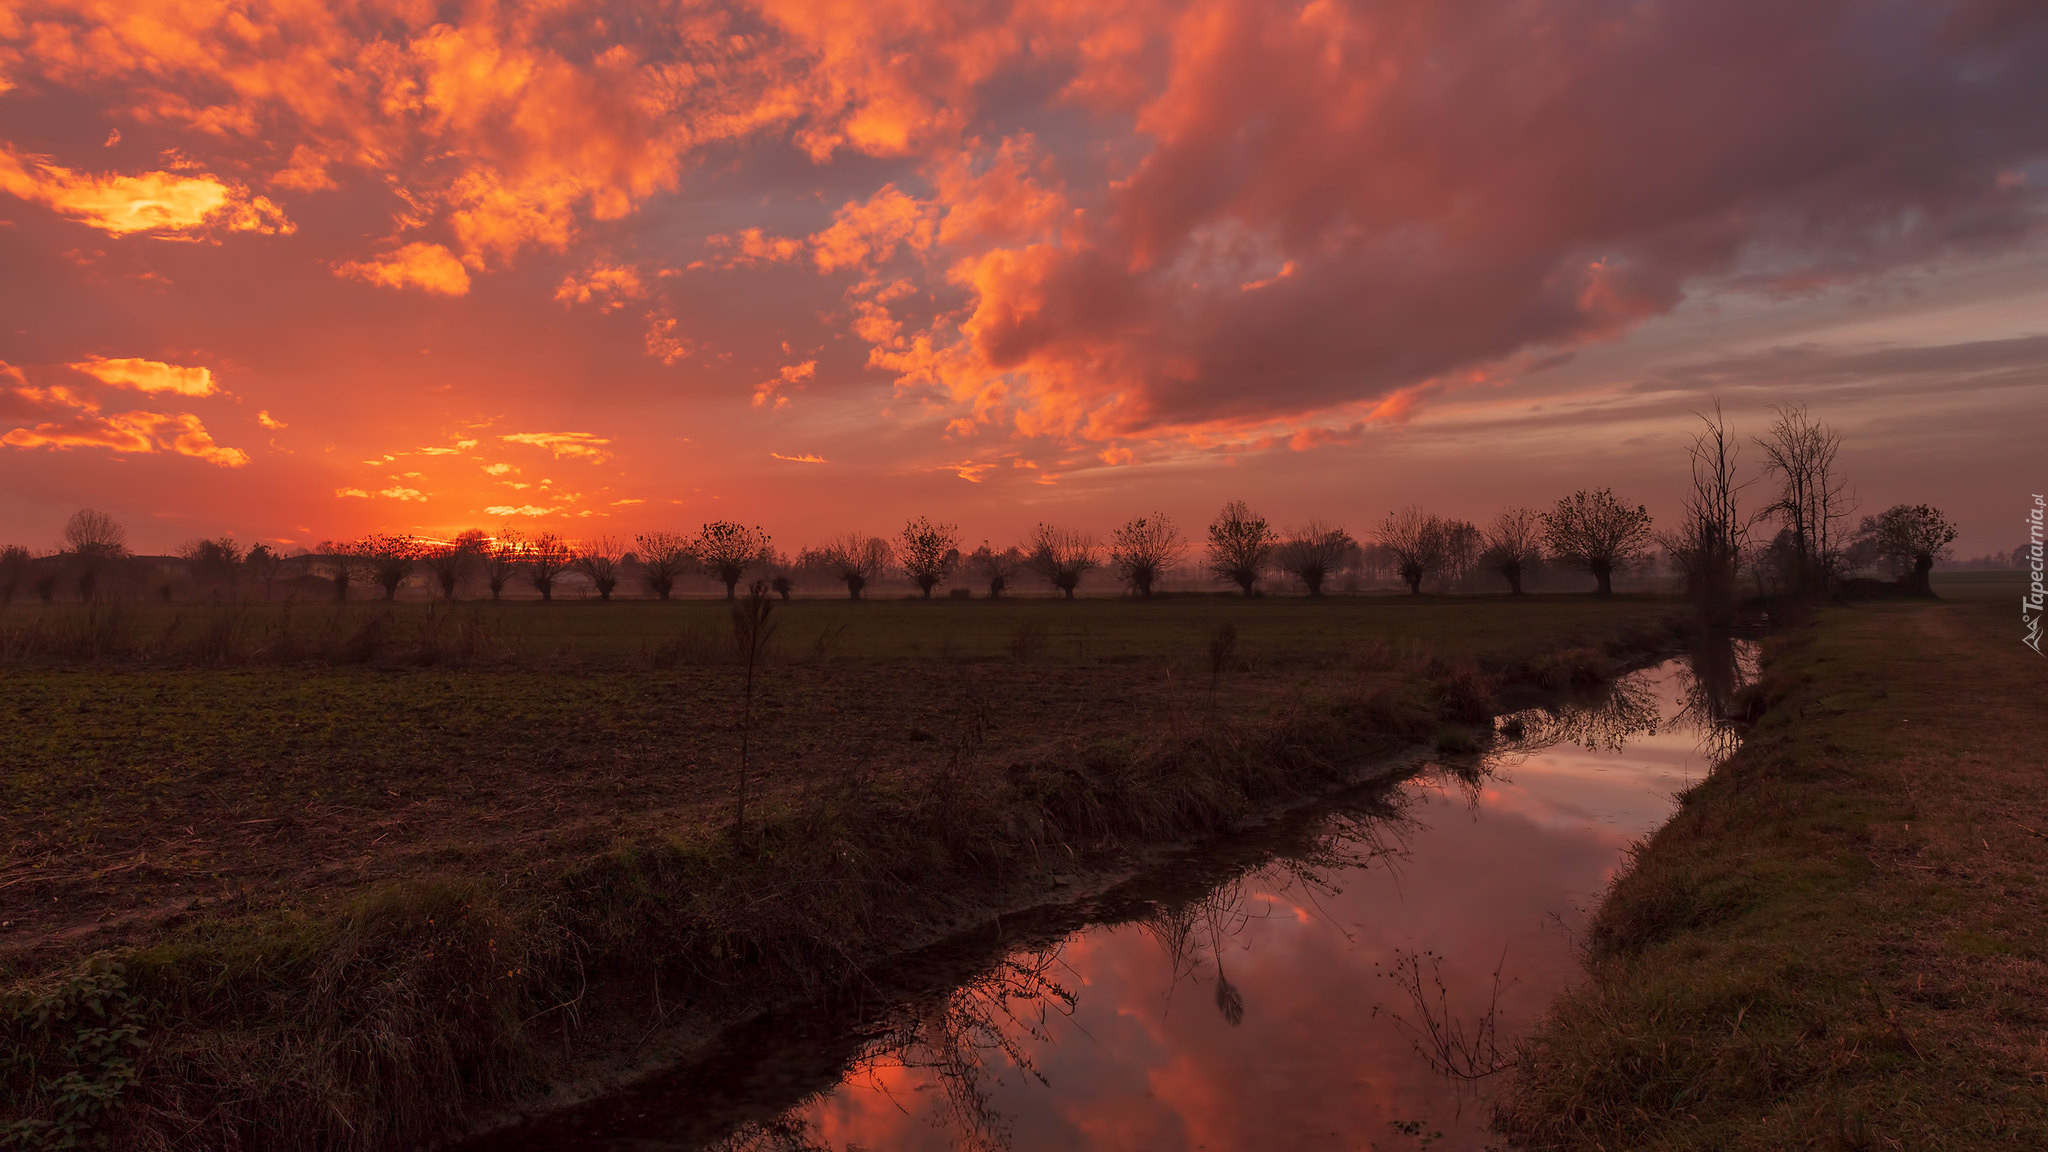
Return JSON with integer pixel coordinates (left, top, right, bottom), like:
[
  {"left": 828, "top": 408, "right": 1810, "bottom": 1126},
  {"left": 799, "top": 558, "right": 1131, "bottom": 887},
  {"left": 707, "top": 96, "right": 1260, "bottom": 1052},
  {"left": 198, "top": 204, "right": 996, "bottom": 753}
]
[{"left": 2, "top": 0, "right": 2044, "bottom": 557}]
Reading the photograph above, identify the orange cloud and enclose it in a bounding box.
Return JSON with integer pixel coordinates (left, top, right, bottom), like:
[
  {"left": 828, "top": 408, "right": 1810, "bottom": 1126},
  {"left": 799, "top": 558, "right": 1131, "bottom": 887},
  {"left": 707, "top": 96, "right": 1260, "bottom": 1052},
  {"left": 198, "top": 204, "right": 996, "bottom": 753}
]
[
  {"left": 500, "top": 431, "right": 613, "bottom": 462},
  {"left": 810, "top": 185, "right": 937, "bottom": 273},
  {"left": 554, "top": 262, "right": 648, "bottom": 311},
  {"left": 704, "top": 228, "right": 804, "bottom": 267},
  {"left": 69, "top": 356, "right": 218, "bottom": 397},
  {"left": 0, "top": 145, "right": 290, "bottom": 238},
  {"left": 769, "top": 451, "right": 828, "bottom": 463},
  {"left": 754, "top": 360, "right": 816, "bottom": 408},
  {"left": 334, "top": 243, "right": 471, "bottom": 295}
]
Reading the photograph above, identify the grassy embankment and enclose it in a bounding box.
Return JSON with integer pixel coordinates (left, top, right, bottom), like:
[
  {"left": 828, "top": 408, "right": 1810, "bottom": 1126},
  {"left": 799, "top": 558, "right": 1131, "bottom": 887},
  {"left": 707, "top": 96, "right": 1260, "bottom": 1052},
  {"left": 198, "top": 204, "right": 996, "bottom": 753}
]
[
  {"left": 1498, "top": 572, "right": 2048, "bottom": 1148},
  {"left": 0, "top": 593, "right": 1685, "bottom": 1149}
]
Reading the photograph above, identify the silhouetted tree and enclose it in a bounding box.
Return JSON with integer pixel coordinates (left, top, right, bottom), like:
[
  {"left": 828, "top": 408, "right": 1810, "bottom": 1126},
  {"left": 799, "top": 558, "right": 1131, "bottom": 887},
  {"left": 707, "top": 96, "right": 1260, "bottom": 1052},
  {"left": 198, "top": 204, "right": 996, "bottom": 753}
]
[
  {"left": 1480, "top": 508, "right": 1542, "bottom": 595},
  {"left": 635, "top": 531, "right": 692, "bottom": 600},
  {"left": 1276, "top": 521, "right": 1354, "bottom": 597},
  {"left": 526, "top": 531, "right": 569, "bottom": 601},
  {"left": 572, "top": 536, "right": 624, "bottom": 601},
  {"left": 243, "top": 544, "right": 282, "bottom": 601},
  {"left": 1376, "top": 506, "right": 1448, "bottom": 595},
  {"left": 900, "top": 516, "right": 961, "bottom": 598},
  {"left": 1856, "top": 504, "right": 1957, "bottom": 597},
  {"left": 696, "top": 521, "right": 769, "bottom": 599},
  {"left": 1028, "top": 524, "right": 1098, "bottom": 599},
  {"left": 1661, "top": 403, "right": 1753, "bottom": 615},
  {"left": 1437, "top": 519, "right": 1481, "bottom": 591},
  {"left": 482, "top": 529, "right": 522, "bottom": 601},
  {"left": 63, "top": 508, "right": 129, "bottom": 600},
  {"left": 1757, "top": 403, "right": 1850, "bottom": 598},
  {"left": 421, "top": 537, "right": 476, "bottom": 602},
  {"left": 1542, "top": 489, "right": 1653, "bottom": 595},
  {"left": 359, "top": 534, "right": 420, "bottom": 600},
  {"left": 1110, "top": 514, "right": 1185, "bottom": 598},
  {"left": 315, "top": 540, "right": 366, "bottom": 601},
  {"left": 966, "top": 542, "right": 1023, "bottom": 598},
  {"left": 0, "top": 545, "right": 30, "bottom": 604},
  {"left": 176, "top": 537, "right": 244, "bottom": 600},
  {"left": 1206, "top": 501, "right": 1275, "bottom": 595},
  {"left": 817, "top": 533, "right": 892, "bottom": 599}
]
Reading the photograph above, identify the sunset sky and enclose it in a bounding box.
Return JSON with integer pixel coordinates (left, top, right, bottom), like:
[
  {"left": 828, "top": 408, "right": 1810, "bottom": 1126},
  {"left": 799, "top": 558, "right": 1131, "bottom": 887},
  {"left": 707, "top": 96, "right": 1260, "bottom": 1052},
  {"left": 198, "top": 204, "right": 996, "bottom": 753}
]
[{"left": 1, "top": 0, "right": 2043, "bottom": 556}]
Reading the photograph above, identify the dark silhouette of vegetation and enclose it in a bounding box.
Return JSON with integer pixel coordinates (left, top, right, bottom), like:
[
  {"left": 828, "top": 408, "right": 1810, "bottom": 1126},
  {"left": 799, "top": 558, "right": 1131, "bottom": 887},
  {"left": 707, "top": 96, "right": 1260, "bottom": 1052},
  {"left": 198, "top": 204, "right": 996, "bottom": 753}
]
[
  {"left": 421, "top": 537, "right": 477, "bottom": 602},
  {"left": 482, "top": 530, "right": 522, "bottom": 601},
  {"left": 572, "top": 536, "right": 624, "bottom": 601},
  {"left": 243, "top": 543, "right": 282, "bottom": 600},
  {"left": 1438, "top": 519, "right": 1481, "bottom": 591},
  {"left": 1027, "top": 524, "right": 1098, "bottom": 599},
  {"left": 1662, "top": 403, "right": 1753, "bottom": 617},
  {"left": 359, "top": 534, "right": 419, "bottom": 601},
  {"left": 525, "top": 531, "right": 569, "bottom": 601},
  {"left": 1109, "top": 514, "right": 1185, "bottom": 598},
  {"left": 176, "top": 536, "right": 244, "bottom": 600},
  {"left": 900, "top": 516, "right": 961, "bottom": 598},
  {"left": 1480, "top": 508, "right": 1541, "bottom": 595},
  {"left": 814, "top": 533, "right": 892, "bottom": 599},
  {"left": 0, "top": 544, "right": 31, "bottom": 603},
  {"left": 1855, "top": 504, "right": 1956, "bottom": 597},
  {"left": 696, "top": 521, "right": 769, "bottom": 599},
  {"left": 1376, "top": 506, "right": 1449, "bottom": 595},
  {"left": 1206, "top": 500, "right": 1275, "bottom": 595},
  {"left": 1276, "top": 521, "right": 1354, "bottom": 596},
  {"left": 62, "top": 508, "right": 128, "bottom": 601},
  {"left": 729, "top": 581, "right": 778, "bottom": 846},
  {"left": 967, "top": 542, "right": 1022, "bottom": 598},
  {"left": 634, "top": 531, "right": 691, "bottom": 600},
  {"left": 1757, "top": 403, "right": 1850, "bottom": 599},
  {"left": 1542, "top": 489, "right": 1652, "bottom": 595}
]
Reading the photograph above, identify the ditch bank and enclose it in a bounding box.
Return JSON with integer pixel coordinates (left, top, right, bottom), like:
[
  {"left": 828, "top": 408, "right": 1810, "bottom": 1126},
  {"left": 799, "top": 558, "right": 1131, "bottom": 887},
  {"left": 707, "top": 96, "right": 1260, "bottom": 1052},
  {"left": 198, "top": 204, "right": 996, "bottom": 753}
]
[
  {"left": 3, "top": 616, "right": 1694, "bottom": 1152},
  {"left": 1495, "top": 598, "right": 2048, "bottom": 1149}
]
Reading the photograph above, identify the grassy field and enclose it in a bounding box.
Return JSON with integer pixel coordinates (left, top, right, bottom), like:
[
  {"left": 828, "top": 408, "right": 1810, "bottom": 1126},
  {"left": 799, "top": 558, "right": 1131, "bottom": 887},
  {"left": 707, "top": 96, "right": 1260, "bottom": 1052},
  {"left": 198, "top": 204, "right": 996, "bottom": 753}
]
[
  {"left": 0, "top": 593, "right": 1689, "bottom": 1149},
  {"left": 1497, "top": 572, "right": 2048, "bottom": 1148}
]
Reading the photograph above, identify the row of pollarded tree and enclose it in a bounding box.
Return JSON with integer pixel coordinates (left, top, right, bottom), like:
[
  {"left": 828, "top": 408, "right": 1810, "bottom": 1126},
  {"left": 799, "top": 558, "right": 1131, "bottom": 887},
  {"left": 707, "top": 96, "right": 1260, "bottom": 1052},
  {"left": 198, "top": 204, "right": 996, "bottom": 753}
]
[{"left": 0, "top": 404, "right": 1963, "bottom": 605}]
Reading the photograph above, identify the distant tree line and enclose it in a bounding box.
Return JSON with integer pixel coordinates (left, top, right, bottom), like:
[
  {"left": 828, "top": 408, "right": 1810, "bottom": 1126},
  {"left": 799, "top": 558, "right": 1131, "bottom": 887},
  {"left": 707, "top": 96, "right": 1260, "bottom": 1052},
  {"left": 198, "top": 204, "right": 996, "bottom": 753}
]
[{"left": 0, "top": 406, "right": 1971, "bottom": 607}]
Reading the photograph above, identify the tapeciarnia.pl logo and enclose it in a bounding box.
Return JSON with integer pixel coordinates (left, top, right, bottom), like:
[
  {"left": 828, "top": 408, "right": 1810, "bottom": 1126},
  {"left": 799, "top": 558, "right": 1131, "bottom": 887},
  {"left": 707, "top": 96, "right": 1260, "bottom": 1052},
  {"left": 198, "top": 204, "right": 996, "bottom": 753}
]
[{"left": 2027, "top": 494, "right": 2044, "bottom": 656}]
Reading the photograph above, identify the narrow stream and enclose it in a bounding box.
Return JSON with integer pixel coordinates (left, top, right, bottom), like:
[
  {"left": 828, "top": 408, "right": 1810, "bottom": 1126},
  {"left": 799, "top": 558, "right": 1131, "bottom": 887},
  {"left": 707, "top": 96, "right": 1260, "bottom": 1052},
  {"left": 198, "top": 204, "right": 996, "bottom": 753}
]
[{"left": 471, "top": 641, "right": 1755, "bottom": 1152}]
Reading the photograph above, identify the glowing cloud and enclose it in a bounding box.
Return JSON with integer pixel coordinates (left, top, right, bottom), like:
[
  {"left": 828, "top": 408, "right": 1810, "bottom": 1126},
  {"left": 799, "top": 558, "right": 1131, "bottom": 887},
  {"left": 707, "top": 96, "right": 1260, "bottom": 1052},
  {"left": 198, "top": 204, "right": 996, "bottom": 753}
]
[
  {"left": 0, "top": 145, "right": 291, "bottom": 238},
  {"left": 554, "top": 262, "right": 648, "bottom": 311},
  {"left": 500, "top": 432, "right": 613, "bottom": 462},
  {"left": 69, "top": 356, "right": 218, "bottom": 397},
  {"left": 770, "top": 452, "right": 828, "bottom": 463},
  {"left": 334, "top": 243, "right": 471, "bottom": 296},
  {"left": 755, "top": 361, "right": 816, "bottom": 408}
]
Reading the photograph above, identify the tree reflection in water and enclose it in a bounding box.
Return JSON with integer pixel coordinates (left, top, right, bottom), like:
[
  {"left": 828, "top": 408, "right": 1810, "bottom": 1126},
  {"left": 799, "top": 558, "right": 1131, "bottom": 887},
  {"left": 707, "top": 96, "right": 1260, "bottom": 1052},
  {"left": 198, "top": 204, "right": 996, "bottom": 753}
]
[{"left": 698, "top": 645, "right": 1760, "bottom": 1152}]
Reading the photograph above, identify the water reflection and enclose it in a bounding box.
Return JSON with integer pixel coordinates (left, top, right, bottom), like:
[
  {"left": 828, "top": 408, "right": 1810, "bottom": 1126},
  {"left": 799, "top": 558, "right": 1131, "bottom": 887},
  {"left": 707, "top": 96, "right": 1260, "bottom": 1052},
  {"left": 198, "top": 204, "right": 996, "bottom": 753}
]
[{"left": 474, "top": 639, "right": 1755, "bottom": 1152}]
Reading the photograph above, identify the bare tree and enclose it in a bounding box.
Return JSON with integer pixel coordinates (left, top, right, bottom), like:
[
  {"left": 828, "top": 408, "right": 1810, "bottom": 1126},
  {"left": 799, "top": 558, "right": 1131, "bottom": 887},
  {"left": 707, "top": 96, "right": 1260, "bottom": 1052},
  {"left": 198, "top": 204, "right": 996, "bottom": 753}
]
[
  {"left": 966, "top": 542, "right": 1023, "bottom": 598},
  {"left": 1028, "top": 524, "right": 1098, "bottom": 599},
  {"left": 1274, "top": 522, "right": 1354, "bottom": 597},
  {"left": 315, "top": 540, "right": 368, "bottom": 601},
  {"left": 1437, "top": 519, "right": 1481, "bottom": 591},
  {"left": 1855, "top": 504, "right": 1957, "bottom": 597},
  {"left": 1756, "top": 403, "right": 1850, "bottom": 598},
  {"left": 358, "top": 534, "right": 420, "bottom": 600},
  {"left": 900, "top": 516, "right": 962, "bottom": 598},
  {"left": 1480, "top": 508, "right": 1542, "bottom": 595},
  {"left": 482, "top": 529, "right": 522, "bottom": 601},
  {"left": 0, "top": 545, "right": 31, "bottom": 604},
  {"left": 1206, "top": 501, "right": 1276, "bottom": 595},
  {"left": 421, "top": 537, "right": 478, "bottom": 602},
  {"left": 817, "top": 533, "right": 893, "bottom": 599},
  {"left": 1662, "top": 403, "right": 1753, "bottom": 614},
  {"left": 63, "top": 508, "right": 129, "bottom": 600},
  {"left": 1110, "top": 514, "right": 1186, "bottom": 599},
  {"left": 635, "top": 531, "right": 692, "bottom": 600},
  {"left": 526, "top": 531, "right": 569, "bottom": 601},
  {"left": 1376, "top": 506, "right": 1448, "bottom": 595},
  {"left": 1542, "top": 489, "right": 1653, "bottom": 595},
  {"left": 696, "top": 521, "right": 769, "bottom": 600},
  {"left": 572, "top": 536, "right": 625, "bottom": 601},
  {"left": 176, "top": 536, "right": 244, "bottom": 600}
]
